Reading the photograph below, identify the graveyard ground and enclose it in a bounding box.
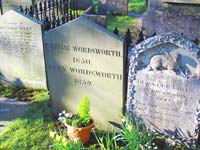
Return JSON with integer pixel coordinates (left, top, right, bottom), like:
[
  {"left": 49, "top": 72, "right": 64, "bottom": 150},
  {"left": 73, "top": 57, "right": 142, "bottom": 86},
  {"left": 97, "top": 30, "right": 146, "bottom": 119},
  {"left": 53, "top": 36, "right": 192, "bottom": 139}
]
[
  {"left": 0, "top": 84, "right": 196, "bottom": 150},
  {"left": 1, "top": 0, "right": 199, "bottom": 150},
  {"left": 128, "top": 0, "right": 147, "bottom": 13},
  {"left": 106, "top": 0, "right": 145, "bottom": 41}
]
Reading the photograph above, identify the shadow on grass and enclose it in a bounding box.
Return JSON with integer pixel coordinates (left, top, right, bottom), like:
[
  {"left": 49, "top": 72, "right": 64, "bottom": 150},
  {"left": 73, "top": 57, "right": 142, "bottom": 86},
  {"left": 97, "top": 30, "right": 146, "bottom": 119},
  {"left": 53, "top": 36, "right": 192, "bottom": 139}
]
[{"left": 0, "top": 95, "right": 54, "bottom": 150}]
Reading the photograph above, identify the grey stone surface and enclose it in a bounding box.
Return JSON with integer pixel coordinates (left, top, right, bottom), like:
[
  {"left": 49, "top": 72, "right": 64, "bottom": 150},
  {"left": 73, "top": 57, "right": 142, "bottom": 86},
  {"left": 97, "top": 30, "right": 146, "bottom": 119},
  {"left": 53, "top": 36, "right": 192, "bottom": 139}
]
[
  {"left": 148, "top": 0, "right": 162, "bottom": 10},
  {"left": 144, "top": 0, "right": 200, "bottom": 40},
  {"left": 44, "top": 17, "right": 125, "bottom": 130},
  {"left": 127, "top": 32, "right": 200, "bottom": 148},
  {"left": 98, "top": 0, "right": 128, "bottom": 15},
  {"left": 71, "top": 0, "right": 93, "bottom": 10},
  {"left": 162, "top": 0, "right": 200, "bottom": 4},
  {"left": 0, "top": 97, "right": 30, "bottom": 132},
  {"left": 82, "top": 14, "right": 107, "bottom": 28},
  {"left": 0, "top": 10, "right": 46, "bottom": 88},
  {"left": 142, "top": 10, "right": 200, "bottom": 41},
  {"left": 84, "top": 5, "right": 95, "bottom": 14}
]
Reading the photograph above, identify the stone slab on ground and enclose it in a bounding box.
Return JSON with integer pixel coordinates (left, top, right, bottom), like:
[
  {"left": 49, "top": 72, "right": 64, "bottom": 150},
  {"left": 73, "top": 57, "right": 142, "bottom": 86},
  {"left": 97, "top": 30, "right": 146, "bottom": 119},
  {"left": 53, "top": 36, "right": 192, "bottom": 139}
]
[{"left": 0, "top": 97, "right": 30, "bottom": 132}]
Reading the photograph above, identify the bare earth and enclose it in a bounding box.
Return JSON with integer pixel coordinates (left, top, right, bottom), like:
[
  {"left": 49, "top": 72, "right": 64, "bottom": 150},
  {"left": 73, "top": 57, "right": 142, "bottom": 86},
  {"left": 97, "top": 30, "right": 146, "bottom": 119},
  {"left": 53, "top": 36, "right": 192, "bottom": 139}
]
[{"left": 0, "top": 97, "right": 30, "bottom": 132}]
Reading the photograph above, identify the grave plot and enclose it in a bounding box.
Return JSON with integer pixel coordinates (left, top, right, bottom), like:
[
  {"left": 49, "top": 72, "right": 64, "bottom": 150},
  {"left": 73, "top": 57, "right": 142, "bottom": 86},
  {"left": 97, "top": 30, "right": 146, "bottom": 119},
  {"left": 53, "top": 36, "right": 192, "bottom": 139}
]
[
  {"left": 127, "top": 32, "right": 200, "bottom": 148},
  {"left": 44, "top": 16, "right": 125, "bottom": 130}
]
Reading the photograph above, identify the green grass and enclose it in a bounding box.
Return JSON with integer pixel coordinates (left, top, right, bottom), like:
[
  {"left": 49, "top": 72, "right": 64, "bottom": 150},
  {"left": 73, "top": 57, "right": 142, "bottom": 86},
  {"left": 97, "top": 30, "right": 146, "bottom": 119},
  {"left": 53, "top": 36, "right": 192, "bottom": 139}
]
[
  {"left": 0, "top": 91, "right": 54, "bottom": 150},
  {"left": 107, "top": 15, "right": 139, "bottom": 36},
  {"left": 128, "top": 0, "right": 147, "bottom": 13},
  {"left": 0, "top": 83, "right": 47, "bottom": 101}
]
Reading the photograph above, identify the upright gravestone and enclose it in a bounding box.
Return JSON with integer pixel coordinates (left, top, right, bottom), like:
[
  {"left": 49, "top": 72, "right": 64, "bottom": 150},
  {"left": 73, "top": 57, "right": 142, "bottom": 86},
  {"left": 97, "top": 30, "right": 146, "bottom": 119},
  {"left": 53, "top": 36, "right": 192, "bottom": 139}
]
[
  {"left": 0, "top": 10, "right": 46, "bottom": 88},
  {"left": 98, "top": 0, "right": 128, "bottom": 15},
  {"left": 44, "top": 16, "right": 125, "bottom": 129},
  {"left": 2, "top": 0, "right": 32, "bottom": 13},
  {"left": 127, "top": 32, "right": 200, "bottom": 148}
]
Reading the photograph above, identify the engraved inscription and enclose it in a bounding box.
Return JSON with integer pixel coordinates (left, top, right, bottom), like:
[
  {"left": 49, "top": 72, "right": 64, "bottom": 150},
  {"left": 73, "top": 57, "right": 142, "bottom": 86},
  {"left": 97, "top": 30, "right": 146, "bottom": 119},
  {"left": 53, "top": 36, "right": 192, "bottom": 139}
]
[
  {"left": 0, "top": 22, "right": 38, "bottom": 56},
  {"left": 133, "top": 71, "right": 200, "bottom": 139},
  {"left": 46, "top": 43, "right": 123, "bottom": 87}
]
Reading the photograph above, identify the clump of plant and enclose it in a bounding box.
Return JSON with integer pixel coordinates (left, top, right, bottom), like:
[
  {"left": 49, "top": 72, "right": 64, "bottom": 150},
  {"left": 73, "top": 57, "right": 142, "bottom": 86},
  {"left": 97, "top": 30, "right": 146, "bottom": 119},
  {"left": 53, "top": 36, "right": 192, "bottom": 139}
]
[
  {"left": 117, "top": 115, "right": 158, "bottom": 150},
  {"left": 93, "top": 128, "right": 121, "bottom": 150},
  {"left": 0, "top": 83, "right": 47, "bottom": 101},
  {"left": 58, "top": 96, "right": 91, "bottom": 128},
  {"left": 49, "top": 130, "right": 83, "bottom": 150},
  {"left": 92, "top": 115, "right": 158, "bottom": 150}
]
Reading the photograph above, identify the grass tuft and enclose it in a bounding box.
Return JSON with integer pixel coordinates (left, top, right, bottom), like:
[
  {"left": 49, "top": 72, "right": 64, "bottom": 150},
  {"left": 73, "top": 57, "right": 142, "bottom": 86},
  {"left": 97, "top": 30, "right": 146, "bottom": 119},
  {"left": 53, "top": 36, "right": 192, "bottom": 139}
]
[
  {"left": 0, "top": 83, "right": 47, "bottom": 102},
  {"left": 107, "top": 16, "right": 139, "bottom": 36},
  {"left": 128, "top": 0, "right": 147, "bottom": 13}
]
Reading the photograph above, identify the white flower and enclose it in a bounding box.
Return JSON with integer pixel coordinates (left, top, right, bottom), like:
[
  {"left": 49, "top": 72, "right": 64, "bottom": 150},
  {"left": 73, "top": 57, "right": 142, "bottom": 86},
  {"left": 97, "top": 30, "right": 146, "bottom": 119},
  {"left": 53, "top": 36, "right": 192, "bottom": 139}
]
[
  {"left": 62, "top": 110, "right": 66, "bottom": 114},
  {"left": 153, "top": 146, "right": 158, "bottom": 150}
]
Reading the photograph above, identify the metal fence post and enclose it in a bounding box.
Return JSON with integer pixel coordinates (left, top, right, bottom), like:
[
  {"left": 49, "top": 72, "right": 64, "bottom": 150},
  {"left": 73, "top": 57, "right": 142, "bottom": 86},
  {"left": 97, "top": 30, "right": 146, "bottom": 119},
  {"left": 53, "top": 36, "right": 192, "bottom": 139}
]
[{"left": 0, "top": 0, "right": 3, "bottom": 15}]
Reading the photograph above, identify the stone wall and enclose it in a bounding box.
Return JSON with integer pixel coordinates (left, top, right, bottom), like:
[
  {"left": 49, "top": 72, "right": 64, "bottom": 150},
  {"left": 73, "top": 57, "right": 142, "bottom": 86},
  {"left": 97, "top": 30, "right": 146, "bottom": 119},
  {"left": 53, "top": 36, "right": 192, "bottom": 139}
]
[
  {"left": 142, "top": 10, "right": 200, "bottom": 40},
  {"left": 98, "top": 0, "right": 128, "bottom": 15},
  {"left": 143, "top": 0, "right": 200, "bottom": 41}
]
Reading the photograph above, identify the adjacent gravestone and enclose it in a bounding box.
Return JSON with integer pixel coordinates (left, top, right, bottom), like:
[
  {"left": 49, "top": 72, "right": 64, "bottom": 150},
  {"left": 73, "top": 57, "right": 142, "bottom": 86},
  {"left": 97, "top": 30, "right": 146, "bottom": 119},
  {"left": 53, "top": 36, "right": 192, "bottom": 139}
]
[
  {"left": 0, "top": 10, "right": 46, "bottom": 88},
  {"left": 2, "top": 0, "right": 32, "bottom": 13},
  {"left": 127, "top": 32, "right": 200, "bottom": 148},
  {"left": 71, "top": 0, "right": 93, "bottom": 10},
  {"left": 44, "top": 16, "right": 125, "bottom": 129},
  {"left": 98, "top": 0, "right": 128, "bottom": 15},
  {"left": 82, "top": 14, "right": 107, "bottom": 28}
]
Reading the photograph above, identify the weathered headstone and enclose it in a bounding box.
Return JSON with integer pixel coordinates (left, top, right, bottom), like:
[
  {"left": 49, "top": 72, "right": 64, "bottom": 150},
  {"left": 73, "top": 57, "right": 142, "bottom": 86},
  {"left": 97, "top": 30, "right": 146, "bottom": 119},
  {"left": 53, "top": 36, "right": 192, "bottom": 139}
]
[
  {"left": 2, "top": 0, "right": 32, "bottom": 13},
  {"left": 44, "top": 16, "right": 125, "bottom": 129},
  {"left": 0, "top": 10, "right": 46, "bottom": 88},
  {"left": 98, "top": 0, "right": 128, "bottom": 15},
  {"left": 127, "top": 32, "right": 200, "bottom": 148},
  {"left": 143, "top": 0, "right": 200, "bottom": 41}
]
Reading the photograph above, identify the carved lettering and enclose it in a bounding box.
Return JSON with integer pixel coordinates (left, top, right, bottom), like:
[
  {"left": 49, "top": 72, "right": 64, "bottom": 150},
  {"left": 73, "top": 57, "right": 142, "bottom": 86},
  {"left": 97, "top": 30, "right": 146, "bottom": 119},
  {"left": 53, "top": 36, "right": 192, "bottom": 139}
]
[
  {"left": 74, "top": 78, "right": 92, "bottom": 86},
  {"left": 0, "top": 22, "right": 38, "bottom": 56}
]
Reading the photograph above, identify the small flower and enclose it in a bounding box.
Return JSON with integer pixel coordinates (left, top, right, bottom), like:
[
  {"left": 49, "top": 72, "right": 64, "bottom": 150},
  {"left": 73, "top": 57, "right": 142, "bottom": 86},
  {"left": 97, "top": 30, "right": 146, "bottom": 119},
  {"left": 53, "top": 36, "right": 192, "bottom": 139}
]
[
  {"left": 63, "top": 141, "right": 69, "bottom": 147},
  {"left": 49, "top": 131, "right": 56, "bottom": 138},
  {"left": 122, "top": 118, "right": 126, "bottom": 123},
  {"left": 61, "top": 136, "right": 67, "bottom": 144},
  {"left": 55, "top": 135, "right": 61, "bottom": 141},
  {"left": 62, "top": 110, "right": 66, "bottom": 114},
  {"left": 127, "top": 125, "right": 133, "bottom": 132},
  {"left": 148, "top": 145, "right": 152, "bottom": 149},
  {"left": 153, "top": 146, "right": 158, "bottom": 150},
  {"left": 78, "top": 128, "right": 82, "bottom": 131}
]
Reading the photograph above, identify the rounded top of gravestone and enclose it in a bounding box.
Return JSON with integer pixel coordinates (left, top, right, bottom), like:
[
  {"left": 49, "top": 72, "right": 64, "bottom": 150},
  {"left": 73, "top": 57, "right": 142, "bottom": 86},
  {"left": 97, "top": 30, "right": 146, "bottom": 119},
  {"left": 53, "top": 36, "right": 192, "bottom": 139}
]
[
  {"left": 131, "top": 32, "right": 200, "bottom": 59},
  {"left": 127, "top": 31, "right": 200, "bottom": 148}
]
